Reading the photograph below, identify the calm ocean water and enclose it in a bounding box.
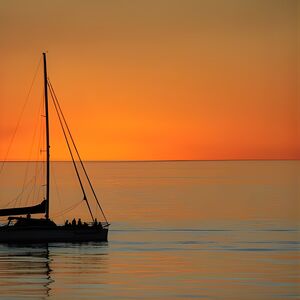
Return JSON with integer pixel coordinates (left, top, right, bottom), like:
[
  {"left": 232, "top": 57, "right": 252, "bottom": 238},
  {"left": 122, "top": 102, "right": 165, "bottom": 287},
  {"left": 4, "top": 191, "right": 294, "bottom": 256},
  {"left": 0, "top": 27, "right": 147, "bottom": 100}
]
[{"left": 0, "top": 161, "right": 299, "bottom": 299}]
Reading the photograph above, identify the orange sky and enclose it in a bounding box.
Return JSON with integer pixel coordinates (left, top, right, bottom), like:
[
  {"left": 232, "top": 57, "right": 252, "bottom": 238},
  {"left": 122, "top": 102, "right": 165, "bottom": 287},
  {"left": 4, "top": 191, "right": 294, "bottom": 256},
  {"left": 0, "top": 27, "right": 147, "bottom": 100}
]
[{"left": 0, "top": 0, "right": 299, "bottom": 160}]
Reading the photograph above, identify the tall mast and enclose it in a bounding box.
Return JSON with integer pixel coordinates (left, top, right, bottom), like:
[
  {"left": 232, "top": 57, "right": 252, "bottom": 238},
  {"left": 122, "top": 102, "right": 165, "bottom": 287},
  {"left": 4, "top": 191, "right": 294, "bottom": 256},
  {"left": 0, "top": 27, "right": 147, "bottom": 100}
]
[{"left": 43, "top": 52, "right": 50, "bottom": 220}]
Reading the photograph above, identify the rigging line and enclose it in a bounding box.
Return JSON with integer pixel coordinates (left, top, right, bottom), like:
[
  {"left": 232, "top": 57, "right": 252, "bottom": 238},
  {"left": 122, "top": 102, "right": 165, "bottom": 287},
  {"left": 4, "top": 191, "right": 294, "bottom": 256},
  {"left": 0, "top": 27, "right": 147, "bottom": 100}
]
[
  {"left": 23, "top": 176, "right": 38, "bottom": 206},
  {"left": 10, "top": 95, "right": 42, "bottom": 208},
  {"left": 31, "top": 161, "right": 43, "bottom": 206},
  {"left": 34, "top": 163, "right": 45, "bottom": 209},
  {"left": 32, "top": 95, "right": 46, "bottom": 204},
  {"left": 52, "top": 163, "right": 64, "bottom": 224},
  {"left": 30, "top": 96, "right": 45, "bottom": 206},
  {"left": 31, "top": 162, "right": 41, "bottom": 205},
  {"left": 15, "top": 93, "right": 43, "bottom": 208},
  {"left": 2, "top": 176, "right": 36, "bottom": 208},
  {"left": 31, "top": 93, "right": 45, "bottom": 205},
  {"left": 47, "top": 79, "right": 109, "bottom": 225},
  {"left": 40, "top": 92, "right": 46, "bottom": 200},
  {"left": 52, "top": 199, "right": 84, "bottom": 218},
  {"left": 0, "top": 56, "right": 42, "bottom": 175},
  {"left": 48, "top": 86, "right": 95, "bottom": 222},
  {"left": 23, "top": 94, "right": 44, "bottom": 207}
]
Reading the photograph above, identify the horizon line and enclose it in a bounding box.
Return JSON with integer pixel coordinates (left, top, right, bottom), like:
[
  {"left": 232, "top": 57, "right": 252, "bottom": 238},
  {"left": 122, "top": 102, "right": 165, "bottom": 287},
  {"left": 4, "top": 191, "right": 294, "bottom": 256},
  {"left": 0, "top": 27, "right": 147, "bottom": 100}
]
[{"left": 1, "top": 158, "right": 299, "bottom": 163}]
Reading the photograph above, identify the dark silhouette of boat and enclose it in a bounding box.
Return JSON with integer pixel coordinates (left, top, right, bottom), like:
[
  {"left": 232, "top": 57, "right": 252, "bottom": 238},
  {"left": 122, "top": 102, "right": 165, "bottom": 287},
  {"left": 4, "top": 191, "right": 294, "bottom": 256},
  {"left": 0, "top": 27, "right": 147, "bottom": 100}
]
[{"left": 0, "top": 53, "right": 109, "bottom": 243}]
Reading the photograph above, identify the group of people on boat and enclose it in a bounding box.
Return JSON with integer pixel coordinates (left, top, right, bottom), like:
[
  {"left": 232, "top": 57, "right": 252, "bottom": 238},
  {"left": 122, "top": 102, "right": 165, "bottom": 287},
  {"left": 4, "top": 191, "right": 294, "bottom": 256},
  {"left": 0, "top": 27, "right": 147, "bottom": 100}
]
[{"left": 64, "top": 218, "right": 103, "bottom": 229}]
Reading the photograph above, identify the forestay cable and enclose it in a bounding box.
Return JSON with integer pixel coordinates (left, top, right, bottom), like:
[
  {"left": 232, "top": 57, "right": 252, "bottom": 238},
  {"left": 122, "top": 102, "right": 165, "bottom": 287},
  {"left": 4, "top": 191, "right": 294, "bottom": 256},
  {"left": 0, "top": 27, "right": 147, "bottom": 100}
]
[
  {"left": 47, "top": 79, "right": 109, "bottom": 225},
  {"left": 48, "top": 85, "right": 95, "bottom": 222}
]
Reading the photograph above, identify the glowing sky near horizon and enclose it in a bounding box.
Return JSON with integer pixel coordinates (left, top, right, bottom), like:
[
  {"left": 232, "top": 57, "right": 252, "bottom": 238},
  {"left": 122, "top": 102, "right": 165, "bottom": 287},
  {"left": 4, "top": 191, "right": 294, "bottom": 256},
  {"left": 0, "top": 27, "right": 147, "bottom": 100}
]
[{"left": 0, "top": 0, "right": 299, "bottom": 160}]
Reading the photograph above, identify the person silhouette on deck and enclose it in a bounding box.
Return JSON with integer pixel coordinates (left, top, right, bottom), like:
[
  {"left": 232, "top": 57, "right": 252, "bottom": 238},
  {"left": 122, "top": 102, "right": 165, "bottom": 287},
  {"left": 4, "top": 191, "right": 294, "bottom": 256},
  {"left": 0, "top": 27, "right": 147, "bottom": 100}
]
[
  {"left": 78, "top": 218, "right": 82, "bottom": 227},
  {"left": 71, "top": 218, "right": 76, "bottom": 227},
  {"left": 93, "top": 218, "right": 98, "bottom": 227}
]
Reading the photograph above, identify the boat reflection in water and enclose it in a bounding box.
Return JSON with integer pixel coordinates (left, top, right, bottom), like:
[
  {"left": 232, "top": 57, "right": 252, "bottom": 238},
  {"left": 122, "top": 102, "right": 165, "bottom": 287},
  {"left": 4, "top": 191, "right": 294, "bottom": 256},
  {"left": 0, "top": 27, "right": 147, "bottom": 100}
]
[
  {"left": 0, "top": 244, "right": 53, "bottom": 298},
  {"left": 0, "top": 243, "right": 109, "bottom": 298}
]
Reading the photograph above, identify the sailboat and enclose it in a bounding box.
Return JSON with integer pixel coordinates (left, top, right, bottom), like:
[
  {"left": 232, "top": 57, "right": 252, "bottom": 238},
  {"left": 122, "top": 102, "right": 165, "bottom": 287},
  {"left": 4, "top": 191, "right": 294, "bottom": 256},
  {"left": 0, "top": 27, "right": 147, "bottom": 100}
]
[{"left": 0, "top": 53, "right": 109, "bottom": 243}]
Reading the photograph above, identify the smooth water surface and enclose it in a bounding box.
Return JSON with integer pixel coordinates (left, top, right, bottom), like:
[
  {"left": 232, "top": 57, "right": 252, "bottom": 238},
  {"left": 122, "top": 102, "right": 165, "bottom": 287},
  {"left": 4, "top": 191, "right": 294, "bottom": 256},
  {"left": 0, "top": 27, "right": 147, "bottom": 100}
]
[{"left": 0, "top": 161, "right": 299, "bottom": 299}]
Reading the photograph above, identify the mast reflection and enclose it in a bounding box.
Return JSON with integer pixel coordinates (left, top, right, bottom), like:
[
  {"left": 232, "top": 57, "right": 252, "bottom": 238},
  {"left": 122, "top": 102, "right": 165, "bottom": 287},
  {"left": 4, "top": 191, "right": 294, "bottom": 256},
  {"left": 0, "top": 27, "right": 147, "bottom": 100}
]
[
  {"left": 0, "top": 242, "right": 109, "bottom": 298},
  {"left": 0, "top": 244, "right": 53, "bottom": 298}
]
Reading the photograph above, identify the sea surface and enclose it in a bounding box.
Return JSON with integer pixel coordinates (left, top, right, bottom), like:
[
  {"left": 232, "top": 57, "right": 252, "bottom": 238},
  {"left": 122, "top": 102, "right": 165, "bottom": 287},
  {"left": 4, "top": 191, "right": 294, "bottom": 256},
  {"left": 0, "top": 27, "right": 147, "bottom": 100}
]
[{"left": 0, "top": 160, "right": 299, "bottom": 299}]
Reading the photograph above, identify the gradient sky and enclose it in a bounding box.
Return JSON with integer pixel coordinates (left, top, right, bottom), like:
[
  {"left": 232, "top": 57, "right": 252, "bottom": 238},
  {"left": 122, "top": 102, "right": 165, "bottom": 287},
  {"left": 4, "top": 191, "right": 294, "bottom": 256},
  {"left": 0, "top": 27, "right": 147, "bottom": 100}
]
[{"left": 0, "top": 0, "right": 299, "bottom": 160}]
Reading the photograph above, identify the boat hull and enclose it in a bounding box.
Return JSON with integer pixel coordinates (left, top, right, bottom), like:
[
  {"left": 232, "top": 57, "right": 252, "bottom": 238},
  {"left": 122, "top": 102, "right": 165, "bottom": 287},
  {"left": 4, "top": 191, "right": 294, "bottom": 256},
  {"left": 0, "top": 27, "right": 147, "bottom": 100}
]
[{"left": 0, "top": 226, "right": 108, "bottom": 243}]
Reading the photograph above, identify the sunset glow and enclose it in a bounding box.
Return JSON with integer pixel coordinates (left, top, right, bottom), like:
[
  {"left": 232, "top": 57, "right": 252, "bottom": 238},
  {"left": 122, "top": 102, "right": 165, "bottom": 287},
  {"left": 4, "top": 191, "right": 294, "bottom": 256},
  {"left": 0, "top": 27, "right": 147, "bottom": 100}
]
[{"left": 0, "top": 1, "right": 299, "bottom": 161}]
